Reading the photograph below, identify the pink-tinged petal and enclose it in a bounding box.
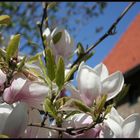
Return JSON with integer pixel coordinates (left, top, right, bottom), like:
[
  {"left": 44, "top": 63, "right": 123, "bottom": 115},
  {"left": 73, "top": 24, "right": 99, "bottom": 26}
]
[
  {"left": 74, "top": 113, "right": 93, "bottom": 128},
  {"left": 0, "top": 69, "right": 6, "bottom": 86},
  {"left": 102, "top": 71, "right": 124, "bottom": 101},
  {"left": 3, "top": 74, "right": 27, "bottom": 104},
  {"left": 11, "top": 76, "right": 27, "bottom": 96},
  {"left": 93, "top": 63, "right": 109, "bottom": 81},
  {"left": 77, "top": 63, "right": 102, "bottom": 106},
  {"left": 99, "top": 125, "right": 115, "bottom": 138},
  {"left": 3, "top": 87, "right": 14, "bottom": 104},
  {"left": 4, "top": 78, "right": 49, "bottom": 108},
  {"left": 0, "top": 103, "right": 13, "bottom": 133},
  {"left": 76, "top": 126, "right": 101, "bottom": 138},
  {"left": 63, "top": 113, "right": 101, "bottom": 138},
  {"left": 2, "top": 102, "right": 28, "bottom": 138},
  {"left": 122, "top": 113, "right": 140, "bottom": 138}
]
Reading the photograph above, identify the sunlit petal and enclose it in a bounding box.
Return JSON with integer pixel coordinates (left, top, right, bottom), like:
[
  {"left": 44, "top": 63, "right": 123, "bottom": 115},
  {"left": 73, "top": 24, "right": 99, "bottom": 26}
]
[
  {"left": 2, "top": 102, "right": 28, "bottom": 138},
  {"left": 123, "top": 113, "right": 140, "bottom": 138},
  {"left": 94, "top": 63, "right": 109, "bottom": 81},
  {"left": 102, "top": 71, "right": 124, "bottom": 101},
  {"left": 77, "top": 63, "right": 102, "bottom": 105}
]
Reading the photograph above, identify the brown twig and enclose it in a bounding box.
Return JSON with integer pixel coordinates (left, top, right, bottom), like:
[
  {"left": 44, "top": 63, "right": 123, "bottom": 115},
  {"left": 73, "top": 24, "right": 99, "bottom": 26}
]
[
  {"left": 28, "top": 115, "right": 103, "bottom": 136},
  {"left": 38, "top": 2, "right": 49, "bottom": 128},
  {"left": 71, "top": 2, "right": 136, "bottom": 68},
  {"left": 38, "top": 3, "right": 49, "bottom": 65}
]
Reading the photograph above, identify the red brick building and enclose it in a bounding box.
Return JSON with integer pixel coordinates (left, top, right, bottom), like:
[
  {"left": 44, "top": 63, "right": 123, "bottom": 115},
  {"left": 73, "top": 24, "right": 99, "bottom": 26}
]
[{"left": 103, "top": 14, "right": 140, "bottom": 117}]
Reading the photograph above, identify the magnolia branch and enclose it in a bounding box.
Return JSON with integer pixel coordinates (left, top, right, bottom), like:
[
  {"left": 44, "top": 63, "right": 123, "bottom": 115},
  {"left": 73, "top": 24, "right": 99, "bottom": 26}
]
[
  {"left": 37, "top": 3, "right": 49, "bottom": 64},
  {"left": 28, "top": 115, "right": 104, "bottom": 136},
  {"left": 38, "top": 2, "right": 49, "bottom": 128},
  {"left": 71, "top": 2, "right": 136, "bottom": 68},
  {"left": 28, "top": 121, "right": 98, "bottom": 136}
]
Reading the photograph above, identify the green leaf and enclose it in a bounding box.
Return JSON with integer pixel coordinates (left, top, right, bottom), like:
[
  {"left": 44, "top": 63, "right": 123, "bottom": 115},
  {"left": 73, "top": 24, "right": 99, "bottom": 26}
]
[
  {"left": 55, "top": 96, "right": 71, "bottom": 110},
  {"left": 0, "top": 48, "right": 6, "bottom": 60},
  {"left": 6, "top": 34, "right": 20, "bottom": 63},
  {"left": 38, "top": 55, "right": 51, "bottom": 87},
  {"left": 77, "top": 42, "right": 84, "bottom": 56},
  {"left": 43, "top": 98, "right": 58, "bottom": 119},
  {"left": 55, "top": 56, "right": 65, "bottom": 90},
  {"left": 60, "top": 99, "right": 92, "bottom": 113},
  {"left": 104, "top": 104, "right": 113, "bottom": 116},
  {"left": 65, "top": 65, "right": 78, "bottom": 82},
  {"left": 84, "top": 51, "right": 95, "bottom": 62},
  {"left": 27, "top": 52, "right": 43, "bottom": 64},
  {"left": 46, "top": 48, "right": 56, "bottom": 81},
  {"left": 0, "top": 15, "right": 11, "bottom": 25},
  {"left": 0, "top": 134, "right": 9, "bottom": 138},
  {"left": 64, "top": 110, "right": 81, "bottom": 119},
  {"left": 96, "top": 94, "right": 107, "bottom": 114},
  {"left": 52, "top": 32, "right": 62, "bottom": 44},
  {"left": 47, "top": 2, "right": 57, "bottom": 9},
  {"left": 17, "top": 56, "right": 26, "bottom": 71}
]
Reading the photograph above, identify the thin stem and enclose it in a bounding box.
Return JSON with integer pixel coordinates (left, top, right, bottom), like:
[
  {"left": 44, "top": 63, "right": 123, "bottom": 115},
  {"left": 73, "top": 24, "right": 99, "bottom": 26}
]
[
  {"left": 38, "top": 2, "right": 49, "bottom": 127},
  {"left": 28, "top": 116, "right": 103, "bottom": 136},
  {"left": 38, "top": 3, "right": 49, "bottom": 65},
  {"left": 71, "top": 2, "right": 136, "bottom": 68}
]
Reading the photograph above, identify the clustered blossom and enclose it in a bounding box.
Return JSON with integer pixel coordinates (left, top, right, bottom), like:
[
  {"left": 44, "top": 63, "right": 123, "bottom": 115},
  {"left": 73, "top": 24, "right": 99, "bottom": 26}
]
[
  {"left": 0, "top": 26, "right": 139, "bottom": 138},
  {"left": 67, "top": 62, "right": 124, "bottom": 107},
  {"left": 43, "top": 27, "right": 74, "bottom": 65}
]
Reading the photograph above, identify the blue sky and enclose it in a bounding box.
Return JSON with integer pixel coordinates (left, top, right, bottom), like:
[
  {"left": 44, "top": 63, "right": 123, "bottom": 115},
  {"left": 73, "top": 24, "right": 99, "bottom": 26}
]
[
  {"left": 71, "top": 2, "right": 140, "bottom": 68},
  {"left": 62, "top": 2, "right": 140, "bottom": 87},
  {"left": 20, "top": 2, "right": 140, "bottom": 68}
]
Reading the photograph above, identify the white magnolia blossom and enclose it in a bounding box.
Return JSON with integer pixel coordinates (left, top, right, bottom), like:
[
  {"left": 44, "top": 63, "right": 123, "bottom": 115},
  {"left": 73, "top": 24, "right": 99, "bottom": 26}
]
[
  {"left": 43, "top": 27, "right": 74, "bottom": 64},
  {"left": 23, "top": 109, "right": 58, "bottom": 138},
  {"left": 3, "top": 73, "right": 50, "bottom": 109},
  {"left": 67, "top": 62, "right": 124, "bottom": 106},
  {"left": 99, "top": 107, "right": 140, "bottom": 138},
  {"left": 0, "top": 102, "right": 28, "bottom": 138},
  {"left": 62, "top": 113, "right": 101, "bottom": 138}
]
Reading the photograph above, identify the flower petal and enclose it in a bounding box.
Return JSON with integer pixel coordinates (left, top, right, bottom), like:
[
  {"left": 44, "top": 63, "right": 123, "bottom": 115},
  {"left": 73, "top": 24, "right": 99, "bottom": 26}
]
[
  {"left": 104, "top": 117, "right": 123, "bottom": 138},
  {"left": 77, "top": 63, "right": 102, "bottom": 106},
  {"left": 0, "top": 103, "right": 13, "bottom": 133},
  {"left": 51, "top": 27, "right": 73, "bottom": 64},
  {"left": 23, "top": 109, "right": 42, "bottom": 138},
  {"left": 11, "top": 75, "right": 27, "bottom": 96},
  {"left": 3, "top": 87, "right": 17, "bottom": 104},
  {"left": 66, "top": 83, "right": 82, "bottom": 101},
  {"left": 74, "top": 113, "right": 93, "bottom": 128},
  {"left": 107, "top": 107, "right": 124, "bottom": 125},
  {"left": 2, "top": 102, "right": 28, "bottom": 138},
  {"left": 0, "top": 69, "right": 6, "bottom": 86},
  {"left": 99, "top": 125, "right": 115, "bottom": 138},
  {"left": 102, "top": 71, "right": 124, "bottom": 101},
  {"left": 122, "top": 113, "right": 140, "bottom": 138},
  {"left": 93, "top": 63, "right": 109, "bottom": 81}
]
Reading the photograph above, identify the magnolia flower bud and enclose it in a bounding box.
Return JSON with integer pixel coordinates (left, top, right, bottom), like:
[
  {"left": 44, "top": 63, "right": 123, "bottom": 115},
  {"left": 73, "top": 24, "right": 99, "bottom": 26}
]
[
  {"left": 50, "top": 27, "right": 74, "bottom": 64},
  {"left": 43, "top": 27, "right": 74, "bottom": 65}
]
